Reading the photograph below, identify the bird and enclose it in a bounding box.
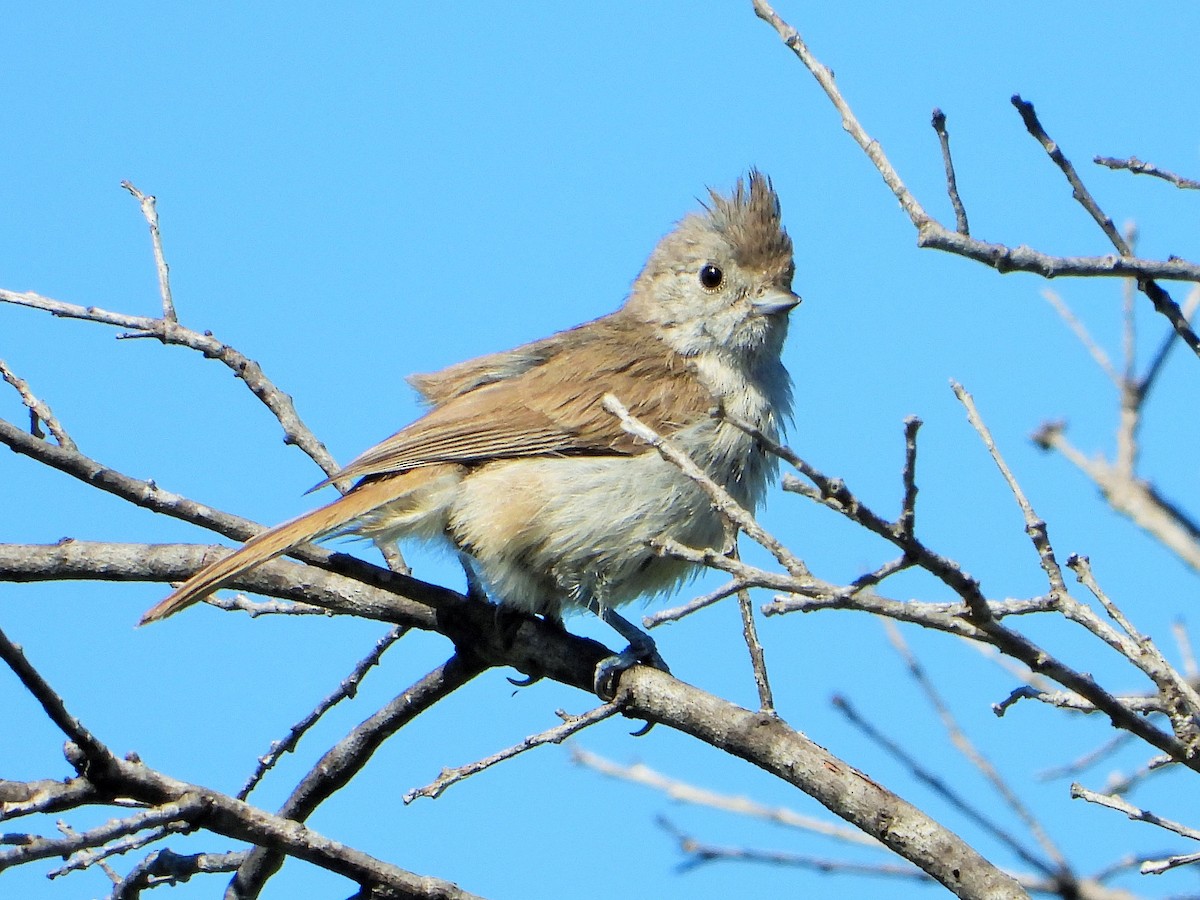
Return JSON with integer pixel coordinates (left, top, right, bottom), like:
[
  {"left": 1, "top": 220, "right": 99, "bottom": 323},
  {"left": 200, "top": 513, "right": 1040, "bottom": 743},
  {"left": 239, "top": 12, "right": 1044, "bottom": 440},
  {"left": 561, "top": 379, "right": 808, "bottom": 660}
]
[{"left": 141, "top": 171, "right": 799, "bottom": 694}]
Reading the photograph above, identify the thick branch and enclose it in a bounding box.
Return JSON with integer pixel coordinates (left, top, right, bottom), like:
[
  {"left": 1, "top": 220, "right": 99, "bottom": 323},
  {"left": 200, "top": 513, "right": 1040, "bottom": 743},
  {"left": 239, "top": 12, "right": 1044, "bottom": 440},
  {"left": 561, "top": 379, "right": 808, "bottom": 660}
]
[
  {"left": 617, "top": 668, "right": 1028, "bottom": 899},
  {"left": 97, "top": 757, "right": 484, "bottom": 900}
]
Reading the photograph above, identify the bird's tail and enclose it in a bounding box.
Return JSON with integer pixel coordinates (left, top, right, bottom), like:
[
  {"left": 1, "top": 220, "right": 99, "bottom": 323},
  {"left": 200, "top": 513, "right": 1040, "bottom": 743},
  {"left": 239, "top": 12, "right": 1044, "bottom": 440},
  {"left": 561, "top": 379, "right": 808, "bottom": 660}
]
[{"left": 139, "top": 474, "right": 414, "bottom": 625}]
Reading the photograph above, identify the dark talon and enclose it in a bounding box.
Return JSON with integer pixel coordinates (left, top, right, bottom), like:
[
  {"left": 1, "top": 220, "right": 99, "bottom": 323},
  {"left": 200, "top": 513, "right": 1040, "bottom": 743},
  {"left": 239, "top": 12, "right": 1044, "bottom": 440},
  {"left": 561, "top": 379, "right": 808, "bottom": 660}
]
[
  {"left": 629, "top": 720, "right": 655, "bottom": 737},
  {"left": 507, "top": 672, "right": 542, "bottom": 688}
]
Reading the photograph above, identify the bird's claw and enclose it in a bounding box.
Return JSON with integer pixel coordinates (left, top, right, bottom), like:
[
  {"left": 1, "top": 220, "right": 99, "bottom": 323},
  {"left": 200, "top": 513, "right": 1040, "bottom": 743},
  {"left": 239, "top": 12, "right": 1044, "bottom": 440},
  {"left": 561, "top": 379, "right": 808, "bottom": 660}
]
[
  {"left": 592, "top": 642, "right": 671, "bottom": 701},
  {"left": 507, "top": 672, "right": 543, "bottom": 688}
]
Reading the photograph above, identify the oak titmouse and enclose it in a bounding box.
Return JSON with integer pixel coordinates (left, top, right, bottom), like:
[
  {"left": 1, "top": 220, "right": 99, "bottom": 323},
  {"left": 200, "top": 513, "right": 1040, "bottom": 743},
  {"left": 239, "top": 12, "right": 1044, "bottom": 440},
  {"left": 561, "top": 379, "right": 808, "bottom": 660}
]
[{"left": 142, "top": 171, "right": 799, "bottom": 690}]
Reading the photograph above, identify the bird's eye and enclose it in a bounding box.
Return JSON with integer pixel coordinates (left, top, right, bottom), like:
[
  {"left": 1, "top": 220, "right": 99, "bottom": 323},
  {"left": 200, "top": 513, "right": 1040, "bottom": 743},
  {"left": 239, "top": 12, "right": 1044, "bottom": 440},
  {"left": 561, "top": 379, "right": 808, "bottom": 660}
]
[{"left": 698, "top": 263, "right": 724, "bottom": 291}]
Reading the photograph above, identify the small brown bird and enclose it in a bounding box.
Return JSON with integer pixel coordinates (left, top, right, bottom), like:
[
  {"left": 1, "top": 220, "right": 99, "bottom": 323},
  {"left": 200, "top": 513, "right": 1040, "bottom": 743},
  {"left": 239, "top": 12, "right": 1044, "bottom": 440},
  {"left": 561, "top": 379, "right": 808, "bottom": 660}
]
[{"left": 142, "top": 171, "right": 798, "bottom": 690}]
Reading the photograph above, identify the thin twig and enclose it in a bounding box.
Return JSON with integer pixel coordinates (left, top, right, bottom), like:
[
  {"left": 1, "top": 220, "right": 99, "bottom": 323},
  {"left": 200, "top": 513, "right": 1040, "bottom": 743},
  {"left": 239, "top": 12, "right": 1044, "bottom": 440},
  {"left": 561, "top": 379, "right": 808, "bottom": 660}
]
[
  {"left": 1142, "top": 848, "right": 1200, "bottom": 876},
  {"left": 0, "top": 290, "right": 342, "bottom": 479},
  {"left": 52, "top": 821, "right": 121, "bottom": 884},
  {"left": 0, "top": 626, "right": 114, "bottom": 766},
  {"left": 1031, "top": 419, "right": 1200, "bottom": 573},
  {"left": 749, "top": 1, "right": 1200, "bottom": 359},
  {"left": 657, "top": 816, "right": 923, "bottom": 879},
  {"left": 238, "top": 627, "right": 409, "bottom": 800},
  {"left": 992, "top": 685, "right": 1163, "bottom": 717},
  {"left": 931, "top": 109, "right": 969, "bottom": 235},
  {"left": 201, "top": 592, "right": 332, "bottom": 617},
  {"left": 404, "top": 703, "right": 621, "bottom": 803},
  {"left": 884, "top": 622, "right": 1068, "bottom": 870},
  {"left": 738, "top": 584, "right": 774, "bottom": 714},
  {"left": 898, "top": 416, "right": 921, "bottom": 537},
  {"left": 1172, "top": 620, "right": 1198, "bottom": 680},
  {"left": 1041, "top": 290, "right": 1121, "bottom": 387},
  {"left": 727, "top": 410, "right": 991, "bottom": 619},
  {"left": 232, "top": 653, "right": 487, "bottom": 895},
  {"left": 1094, "top": 155, "right": 1200, "bottom": 190},
  {"left": 1140, "top": 284, "right": 1200, "bottom": 402},
  {"left": 1011, "top": 95, "right": 1200, "bottom": 358},
  {"left": 1071, "top": 782, "right": 1200, "bottom": 842},
  {"left": 45, "top": 802, "right": 201, "bottom": 876},
  {"left": 1103, "top": 754, "right": 1176, "bottom": 797},
  {"left": 1011, "top": 97, "right": 1127, "bottom": 251},
  {"left": 120, "top": 181, "right": 176, "bottom": 322},
  {"left": 953, "top": 382, "right": 1068, "bottom": 599},
  {"left": 644, "top": 578, "right": 750, "bottom": 627},
  {"left": 1036, "top": 733, "right": 1134, "bottom": 782},
  {"left": 0, "top": 359, "right": 76, "bottom": 449},
  {"left": 1067, "top": 554, "right": 1200, "bottom": 749},
  {"left": 833, "top": 693, "right": 1055, "bottom": 878},
  {"left": 572, "top": 747, "right": 880, "bottom": 845},
  {"left": 603, "top": 393, "right": 809, "bottom": 578}
]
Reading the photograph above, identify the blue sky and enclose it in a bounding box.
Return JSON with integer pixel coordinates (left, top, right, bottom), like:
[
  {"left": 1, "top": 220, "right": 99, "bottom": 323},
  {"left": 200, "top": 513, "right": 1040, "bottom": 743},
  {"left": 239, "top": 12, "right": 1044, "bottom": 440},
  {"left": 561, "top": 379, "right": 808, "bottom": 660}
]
[{"left": 3, "top": 4, "right": 1200, "bottom": 899}]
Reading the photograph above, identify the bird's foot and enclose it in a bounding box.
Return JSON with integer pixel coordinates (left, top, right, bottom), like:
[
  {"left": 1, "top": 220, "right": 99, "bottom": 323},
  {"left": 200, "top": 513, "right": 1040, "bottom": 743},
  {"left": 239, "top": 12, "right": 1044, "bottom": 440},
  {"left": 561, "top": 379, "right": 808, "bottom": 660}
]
[{"left": 593, "top": 634, "right": 670, "bottom": 701}]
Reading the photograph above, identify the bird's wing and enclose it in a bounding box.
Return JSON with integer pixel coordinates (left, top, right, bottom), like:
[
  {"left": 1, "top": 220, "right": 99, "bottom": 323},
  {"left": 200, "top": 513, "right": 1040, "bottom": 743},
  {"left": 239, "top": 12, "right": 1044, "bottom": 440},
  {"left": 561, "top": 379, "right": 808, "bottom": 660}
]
[
  {"left": 327, "top": 315, "right": 714, "bottom": 485},
  {"left": 407, "top": 325, "right": 580, "bottom": 405}
]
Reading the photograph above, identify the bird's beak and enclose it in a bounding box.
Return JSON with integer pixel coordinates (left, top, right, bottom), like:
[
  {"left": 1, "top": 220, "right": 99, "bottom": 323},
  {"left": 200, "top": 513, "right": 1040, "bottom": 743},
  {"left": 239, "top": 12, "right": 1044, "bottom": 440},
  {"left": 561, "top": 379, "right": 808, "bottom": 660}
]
[{"left": 751, "top": 290, "right": 801, "bottom": 317}]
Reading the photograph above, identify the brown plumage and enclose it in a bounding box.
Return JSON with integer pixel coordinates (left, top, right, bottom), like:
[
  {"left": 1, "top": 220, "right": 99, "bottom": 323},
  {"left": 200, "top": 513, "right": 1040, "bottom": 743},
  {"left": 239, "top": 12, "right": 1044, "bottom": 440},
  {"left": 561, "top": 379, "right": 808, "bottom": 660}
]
[
  {"left": 141, "top": 170, "right": 797, "bottom": 628},
  {"left": 323, "top": 315, "right": 713, "bottom": 486}
]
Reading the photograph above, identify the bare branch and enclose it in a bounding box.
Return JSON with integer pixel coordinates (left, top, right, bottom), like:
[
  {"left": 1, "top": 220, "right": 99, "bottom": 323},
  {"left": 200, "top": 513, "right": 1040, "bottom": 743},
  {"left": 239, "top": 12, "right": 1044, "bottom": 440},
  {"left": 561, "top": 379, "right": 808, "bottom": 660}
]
[
  {"left": 0, "top": 358, "right": 75, "bottom": 449},
  {"left": 0, "top": 540, "right": 443, "bottom": 628},
  {"left": 750, "top": 0, "right": 1200, "bottom": 361},
  {"left": 1010, "top": 95, "right": 1200, "bottom": 357},
  {"left": 1036, "top": 733, "right": 1135, "bottom": 783},
  {"left": 40, "top": 800, "right": 202, "bottom": 875},
  {"left": 0, "top": 290, "right": 341, "bottom": 478},
  {"left": 833, "top": 692, "right": 1055, "bottom": 879},
  {"left": 405, "top": 703, "right": 622, "bottom": 803},
  {"left": 1010, "top": 97, "right": 1126, "bottom": 252},
  {"left": 238, "top": 627, "right": 409, "bottom": 800},
  {"left": 120, "top": 181, "right": 177, "bottom": 322},
  {"left": 572, "top": 747, "right": 881, "bottom": 845},
  {"left": 0, "top": 778, "right": 100, "bottom": 821},
  {"left": 643, "top": 577, "right": 750, "bottom": 627},
  {"left": 0, "top": 626, "right": 115, "bottom": 767},
  {"left": 1041, "top": 290, "right": 1121, "bottom": 387},
  {"left": 231, "top": 653, "right": 488, "bottom": 897},
  {"left": 109, "top": 755, "right": 485, "bottom": 899},
  {"left": 884, "top": 623, "right": 1068, "bottom": 870},
  {"left": 1094, "top": 155, "right": 1200, "bottom": 190},
  {"left": 1141, "top": 285, "right": 1200, "bottom": 400},
  {"left": 657, "top": 816, "right": 925, "bottom": 879},
  {"left": 738, "top": 583, "right": 774, "bottom": 714},
  {"left": 1072, "top": 783, "right": 1200, "bottom": 844},
  {"left": 1142, "top": 848, "right": 1200, "bottom": 875},
  {"left": 620, "top": 667, "right": 1029, "bottom": 898},
  {"left": 1067, "top": 554, "right": 1200, "bottom": 749},
  {"left": 1032, "top": 422, "right": 1200, "bottom": 573},
  {"left": 110, "top": 848, "right": 248, "bottom": 896},
  {"left": 992, "top": 686, "right": 1163, "bottom": 717},
  {"left": 931, "top": 109, "right": 970, "bottom": 235},
  {"left": 603, "top": 393, "right": 809, "bottom": 578},
  {"left": 898, "top": 415, "right": 921, "bottom": 538},
  {"left": 953, "top": 382, "right": 1068, "bottom": 599}
]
